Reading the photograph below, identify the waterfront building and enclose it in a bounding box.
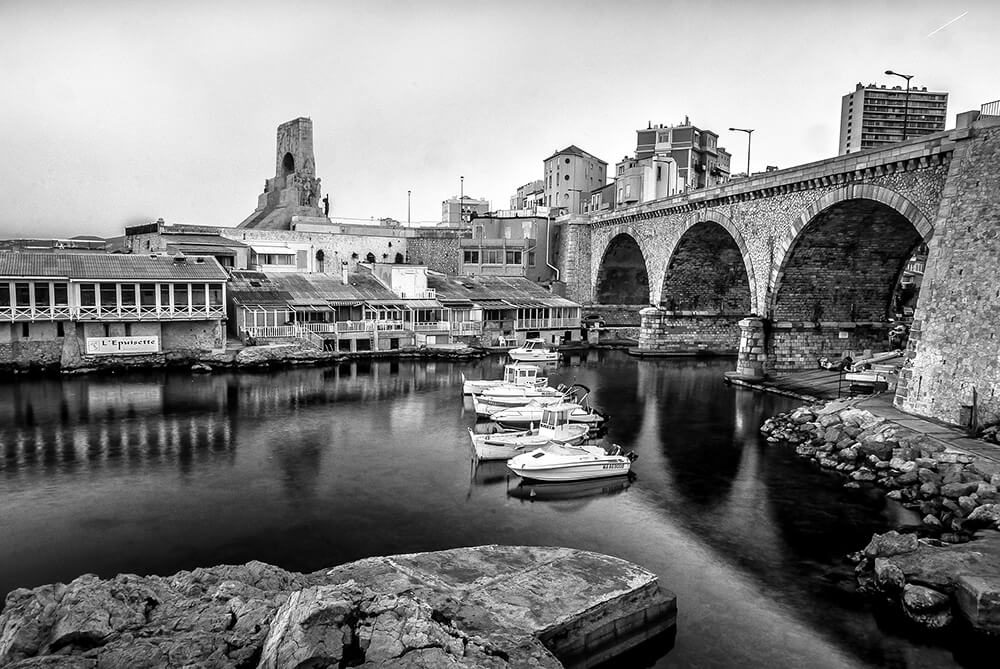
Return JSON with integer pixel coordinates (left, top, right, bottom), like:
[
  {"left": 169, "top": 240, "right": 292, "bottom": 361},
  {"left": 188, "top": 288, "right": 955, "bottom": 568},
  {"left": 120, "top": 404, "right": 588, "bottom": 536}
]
[
  {"left": 543, "top": 146, "right": 608, "bottom": 215},
  {"left": 459, "top": 212, "right": 555, "bottom": 283},
  {"left": 0, "top": 236, "right": 110, "bottom": 253},
  {"left": 839, "top": 82, "right": 949, "bottom": 154},
  {"left": 634, "top": 119, "right": 732, "bottom": 190},
  {"left": 0, "top": 252, "right": 228, "bottom": 368},
  {"left": 509, "top": 180, "right": 545, "bottom": 210},
  {"left": 440, "top": 195, "right": 490, "bottom": 227}
]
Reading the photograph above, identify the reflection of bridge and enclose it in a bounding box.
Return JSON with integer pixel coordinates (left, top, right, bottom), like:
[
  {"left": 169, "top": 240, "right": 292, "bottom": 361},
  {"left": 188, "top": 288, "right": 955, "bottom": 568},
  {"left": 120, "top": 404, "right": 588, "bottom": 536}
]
[{"left": 560, "top": 113, "right": 1000, "bottom": 425}]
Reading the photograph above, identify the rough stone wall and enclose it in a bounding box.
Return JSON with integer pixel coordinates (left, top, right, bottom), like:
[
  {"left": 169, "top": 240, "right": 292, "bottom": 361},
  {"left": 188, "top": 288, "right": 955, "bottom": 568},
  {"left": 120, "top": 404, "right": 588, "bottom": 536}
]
[
  {"left": 0, "top": 322, "right": 63, "bottom": 370},
  {"left": 768, "top": 322, "right": 893, "bottom": 373},
  {"left": 222, "top": 228, "right": 409, "bottom": 271},
  {"left": 896, "top": 120, "right": 1000, "bottom": 426},
  {"left": 660, "top": 221, "right": 751, "bottom": 313},
  {"left": 637, "top": 310, "right": 742, "bottom": 354},
  {"left": 161, "top": 320, "right": 224, "bottom": 351},
  {"left": 405, "top": 236, "right": 462, "bottom": 275},
  {"left": 560, "top": 218, "right": 593, "bottom": 304}
]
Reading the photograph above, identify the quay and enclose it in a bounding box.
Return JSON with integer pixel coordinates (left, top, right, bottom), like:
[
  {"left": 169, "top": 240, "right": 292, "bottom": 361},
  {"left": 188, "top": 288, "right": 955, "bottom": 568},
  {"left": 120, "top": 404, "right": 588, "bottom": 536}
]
[{"left": 0, "top": 545, "right": 676, "bottom": 669}]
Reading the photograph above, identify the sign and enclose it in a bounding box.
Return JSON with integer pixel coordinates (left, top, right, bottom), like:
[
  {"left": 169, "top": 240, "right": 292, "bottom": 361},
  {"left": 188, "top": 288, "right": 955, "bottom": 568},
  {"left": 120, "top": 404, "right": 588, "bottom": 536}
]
[
  {"left": 838, "top": 331, "right": 850, "bottom": 339},
  {"left": 85, "top": 336, "right": 160, "bottom": 356}
]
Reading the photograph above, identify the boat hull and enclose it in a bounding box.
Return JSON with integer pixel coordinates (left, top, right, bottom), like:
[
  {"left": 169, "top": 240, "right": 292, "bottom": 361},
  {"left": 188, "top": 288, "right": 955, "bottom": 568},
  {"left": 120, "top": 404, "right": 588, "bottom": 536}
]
[
  {"left": 469, "top": 425, "right": 590, "bottom": 461},
  {"left": 508, "top": 351, "right": 559, "bottom": 363},
  {"left": 507, "top": 459, "right": 632, "bottom": 482}
]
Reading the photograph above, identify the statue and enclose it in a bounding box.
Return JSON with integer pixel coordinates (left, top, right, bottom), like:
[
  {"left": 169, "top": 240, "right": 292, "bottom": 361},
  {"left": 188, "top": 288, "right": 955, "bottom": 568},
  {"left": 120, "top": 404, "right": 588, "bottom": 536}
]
[{"left": 323, "top": 194, "right": 330, "bottom": 216}]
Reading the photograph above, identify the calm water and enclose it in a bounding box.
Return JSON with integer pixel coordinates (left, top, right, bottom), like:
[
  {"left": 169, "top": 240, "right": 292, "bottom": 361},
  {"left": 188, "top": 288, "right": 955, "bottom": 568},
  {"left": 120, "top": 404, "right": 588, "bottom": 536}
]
[{"left": 0, "top": 351, "right": 982, "bottom": 667}]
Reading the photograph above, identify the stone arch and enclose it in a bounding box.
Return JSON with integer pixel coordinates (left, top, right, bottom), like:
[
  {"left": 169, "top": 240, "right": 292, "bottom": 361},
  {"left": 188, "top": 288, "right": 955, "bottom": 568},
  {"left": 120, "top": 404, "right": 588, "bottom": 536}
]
[
  {"left": 768, "top": 185, "right": 933, "bottom": 321},
  {"left": 593, "top": 231, "right": 651, "bottom": 305},
  {"left": 659, "top": 210, "right": 759, "bottom": 315},
  {"left": 281, "top": 152, "right": 295, "bottom": 177}
]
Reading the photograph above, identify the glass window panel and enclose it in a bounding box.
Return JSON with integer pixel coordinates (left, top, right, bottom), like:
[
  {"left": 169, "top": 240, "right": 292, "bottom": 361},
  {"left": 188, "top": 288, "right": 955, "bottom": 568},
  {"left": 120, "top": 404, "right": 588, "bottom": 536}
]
[
  {"left": 0, "top": 283, "right": 9, "bottom": 307},
  {"left": 208, "top": 284, "right": 223, "bottom": 306},
  {"left": 35, "top": 283, "right": 50, "bottom": 307},
  {"left": 53, "top": 283, "right": 68, "bottom": 306},
  {"left": 140, "top": 284, "right": 156, "bottom": 307},
  {"left": 160, "top": 284, "right": 171, "bottom": 308},
  {"left": 99, "top": 283, "right": 117, "bottom": 308},
  {"left": 174, "top": 284, "right": 189, "bottom": 307},
  {"left": 80, "top": 284, "right": 96, "bottom": 307},
  {"left": 15, "top": 283, "right": 30, "bottom": 306},
  {"left": 191, "top": 284, "right": 205, "bottom": 307},
  {"left": 120, "top": 284, "right": 136, "bottom": 305}
]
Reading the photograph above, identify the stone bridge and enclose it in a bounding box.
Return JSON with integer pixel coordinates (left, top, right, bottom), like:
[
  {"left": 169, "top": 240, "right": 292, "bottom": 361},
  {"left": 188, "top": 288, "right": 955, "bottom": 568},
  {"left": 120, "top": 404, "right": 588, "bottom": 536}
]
[{"left": 557, "top": 112, "right": 1000, "bottom": 427}]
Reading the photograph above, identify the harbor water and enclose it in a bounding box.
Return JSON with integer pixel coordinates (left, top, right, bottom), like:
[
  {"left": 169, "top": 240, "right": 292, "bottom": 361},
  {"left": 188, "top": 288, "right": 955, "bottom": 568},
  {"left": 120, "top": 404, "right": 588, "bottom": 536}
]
[{"left": 0, "top": 351, "right": 982, "bottom": 667}]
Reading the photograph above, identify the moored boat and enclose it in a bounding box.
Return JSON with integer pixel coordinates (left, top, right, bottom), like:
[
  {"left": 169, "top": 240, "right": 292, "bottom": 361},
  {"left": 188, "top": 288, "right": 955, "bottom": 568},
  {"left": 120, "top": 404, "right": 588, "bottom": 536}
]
[
  {"left": 507, "top": 442, "right": 638, "bottom": 482},
  {"left": 468, "top": 403, "right": 593, "bottom": 460},
  {"left": 508, "top": 338, "right": 560, "bottom": 363},
  {"left": 461, "top": 363, "right": 550, "bottom": 396}
]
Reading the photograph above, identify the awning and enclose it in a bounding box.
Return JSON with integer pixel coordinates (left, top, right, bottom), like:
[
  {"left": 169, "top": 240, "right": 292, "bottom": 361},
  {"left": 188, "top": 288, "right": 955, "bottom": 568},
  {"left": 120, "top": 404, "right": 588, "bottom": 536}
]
[
  {"left": 168, "top": 244, "right": 237, "bottom": 256},
  {"left": 474, "top": 299, "right": 513, "bottom": 308},
  {"left": 249, "top": 245, "right": 295, "bottom": 255},
  {"left": 438, "top": 298, "right": 473, "bottom": 306},
  {"left": 326, "top": 299, "right": 364, "bottom": 307},
  {"left": 365, "top": 299, "right": 409, "bottom": 306},
  {"left": 290, "top": 302, "right": 331, "bottom": 312},
  {"left": 531, "top": 296, "right": 579, "bottom": 308},
  {"left": 404, "top": 299, "right": 443, "bottom": 309},
  {"left": 234, "top": 300, "right": 292, "bottom": 311}
]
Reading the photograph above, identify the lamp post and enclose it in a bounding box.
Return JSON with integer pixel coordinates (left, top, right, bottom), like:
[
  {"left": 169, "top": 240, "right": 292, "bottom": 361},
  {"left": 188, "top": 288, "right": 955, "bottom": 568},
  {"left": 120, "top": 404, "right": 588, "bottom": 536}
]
[
  {"left": 460, "top": 176, "right": 464, "bottom": 225},
  {"left": 885, "top": 70, "right": 914, "bottom": 141},
  {"left": 407, "top": 190, "right": 411, "bottom": 226},
  {"left": 729, "top": 127, "right": 754, "bottom": 177}
]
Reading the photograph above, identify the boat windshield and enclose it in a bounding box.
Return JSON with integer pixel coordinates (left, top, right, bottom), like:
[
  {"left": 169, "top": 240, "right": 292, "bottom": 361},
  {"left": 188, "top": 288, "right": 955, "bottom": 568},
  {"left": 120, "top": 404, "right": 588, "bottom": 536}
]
[{"left": 537, "top": 442, "right": 586, "bottom": 457}]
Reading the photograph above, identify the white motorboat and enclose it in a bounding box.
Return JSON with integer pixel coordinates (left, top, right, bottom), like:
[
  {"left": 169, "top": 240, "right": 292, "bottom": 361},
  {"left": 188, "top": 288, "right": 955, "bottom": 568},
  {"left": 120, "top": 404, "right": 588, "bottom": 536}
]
[
  {"left": 488, "top": 385, "right": 605, "bottom": 427},
  {"left": 508, "top": 338, "right": 560, "bottom": 363},
  {"left": 507, "top": 442, "right": 638, "bottom": 482},
  {"left": 468, "top": 403, "right": 593, "bottom": 461},
  {"left": 461, "top": 363, "right": 549, "bottom": 396},
  {"left": 472, "top": 393, "right": 567, "bottom": 417}
]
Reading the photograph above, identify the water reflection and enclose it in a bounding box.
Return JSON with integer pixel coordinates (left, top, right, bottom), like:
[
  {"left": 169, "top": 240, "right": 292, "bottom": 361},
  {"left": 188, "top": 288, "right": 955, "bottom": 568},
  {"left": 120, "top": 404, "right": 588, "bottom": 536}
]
[{"left": 507, "top": 476, "right": 633, "bottom": 503}]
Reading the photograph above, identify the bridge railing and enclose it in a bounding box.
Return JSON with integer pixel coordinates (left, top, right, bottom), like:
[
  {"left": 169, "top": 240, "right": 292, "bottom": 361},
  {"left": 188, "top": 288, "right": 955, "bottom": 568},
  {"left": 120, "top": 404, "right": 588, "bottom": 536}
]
[{"left": 982, "top": 100, "right": 1000, "bottom": 117}]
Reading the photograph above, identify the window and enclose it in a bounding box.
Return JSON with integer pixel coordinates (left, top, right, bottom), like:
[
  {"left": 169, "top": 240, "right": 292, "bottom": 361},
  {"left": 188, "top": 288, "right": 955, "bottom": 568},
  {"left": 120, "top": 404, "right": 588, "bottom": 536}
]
[
  {"left": 53, "top": 283, "right": 68, "bottom": 306},
  {"left": 528, "top": 251, "right": 535, "bottom": 266},
  {"left": 0, "top": 283, "right": 9, "bottom": 307},
  {"left": 483, "top": 249, "right": 501, "bottom": 264},
  {"left": 191, "top": 284, "right": 206, "bottom": 308},
  {"left": 259, "top": 253, "right": 294, "bottom": 265},
  {"left": 564, "top": 158, "right": 570, "bottom": 164},
  {"left": 564, "top": 174, "right": 569, "bottom": 181},
  {"left": 14, "top": 283, "right": 30, "bottom": 307},
  {"left": 21, "top": 323, "right": 29, "bottom": 338},
  {"left": 463, "top": 250, "right": 480, "bottom": 263},
  {"left": 35, "top": 283, "right": 50, "bottom": 307},
  {"left": 209, "top": 284, "right": 223, "bottom": 306},
  {"left": 57, "top": 321, "right": 65, "bottom": 337},
  {"left": 80, "top": 284, "right": 96, "bottom": 307},
  {"left": 505, "top": 250, "right": 522, "bottom": 265},
  {"left": 174, "top": 284, "right": 189, "bottom": 308},
  {"left": 99, "top": 283, "right": 117, "bottom": 309},
  {"left": 120, "top": 284, "right": 136, "bottom": 306},
  {"left": 160, "top": 284, "right": 171, "bottom": 309},
  {"left": 140, "top": 284, "right": 156, "bottom": 307}
]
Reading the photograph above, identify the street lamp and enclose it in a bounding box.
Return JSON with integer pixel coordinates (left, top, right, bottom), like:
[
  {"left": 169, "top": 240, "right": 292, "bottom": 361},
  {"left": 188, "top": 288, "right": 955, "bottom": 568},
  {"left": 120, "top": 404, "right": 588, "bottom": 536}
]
[
  {"left": 407, "top": 190, "right": 411, "bottom": 226},
  {"left": 729, "top": 127, "right": 754, "bottom": 177},
  {"left": 460, "top": 176, "right": 464, "bottom": 225},
  {"left": 885, "top": 70, "right": 914, "bottom": 141}
]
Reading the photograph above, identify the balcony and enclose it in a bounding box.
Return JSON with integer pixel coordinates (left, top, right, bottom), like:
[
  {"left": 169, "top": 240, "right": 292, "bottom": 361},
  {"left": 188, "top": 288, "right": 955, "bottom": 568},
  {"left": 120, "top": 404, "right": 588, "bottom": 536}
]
[
  {"left": 452, "top": 321, "right": 483, "bottom": 334},
  {"left": 0, "top": 304, "right": 226, "bottom": 322},
  {"left": 399, "top": 290, "right": 437, "bottom": 299},
  {"left": 413, "top": 320, "right": 451, "bottom": 332},
  {"left": 517, "top": 318, "right": 581, "bottom": 330}
]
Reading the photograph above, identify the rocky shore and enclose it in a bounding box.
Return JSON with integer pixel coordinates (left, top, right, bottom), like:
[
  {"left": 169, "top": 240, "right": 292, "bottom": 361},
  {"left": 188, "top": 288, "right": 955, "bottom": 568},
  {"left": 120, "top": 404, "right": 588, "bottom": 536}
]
[
  {"left": 761, "top": 401, "right": 1000, "bottom": 636},
  {"left": 0, "top": 545, "right": 676, "bottom": 669}
]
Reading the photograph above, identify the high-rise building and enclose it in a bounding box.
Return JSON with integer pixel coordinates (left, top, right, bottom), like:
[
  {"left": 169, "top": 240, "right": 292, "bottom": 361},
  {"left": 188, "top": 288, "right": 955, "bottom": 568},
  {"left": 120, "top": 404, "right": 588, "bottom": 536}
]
[
  {"left": 633, "top": 119, "right": 731, "bottom": 189},
  {"left": 839, "top": 82, "right": 949, "bottom": 155},
  {"left": 543, "top": 146, "right": 607, "bottom": 215}
]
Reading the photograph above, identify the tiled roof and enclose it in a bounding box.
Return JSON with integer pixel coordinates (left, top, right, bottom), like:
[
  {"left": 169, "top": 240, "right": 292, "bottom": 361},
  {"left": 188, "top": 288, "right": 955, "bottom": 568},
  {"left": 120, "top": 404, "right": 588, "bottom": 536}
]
[
  {"left": 227, "top": 270, "right": 399, "bottom": 307},
  {"left": 544, "top": 144, "right": 607, "bottom": 164},
  {"left": 0, "top": 252, "right": 229, "bottom": 281},
  {"left": 428, "top": 274, "right": 580, "bottom": 308}
]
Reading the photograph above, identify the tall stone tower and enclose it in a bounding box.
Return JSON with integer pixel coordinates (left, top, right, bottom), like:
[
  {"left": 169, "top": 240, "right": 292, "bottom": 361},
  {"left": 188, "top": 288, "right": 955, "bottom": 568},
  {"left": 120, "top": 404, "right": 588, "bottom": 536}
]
[{"left": 238, "top": 118, "right": 330, "bottom": 230}]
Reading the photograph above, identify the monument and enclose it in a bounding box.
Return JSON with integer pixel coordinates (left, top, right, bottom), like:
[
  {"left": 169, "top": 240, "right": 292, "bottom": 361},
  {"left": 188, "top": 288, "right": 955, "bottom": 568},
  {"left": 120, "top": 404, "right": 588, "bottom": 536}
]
[{"left": 238, "top": 117, "right": 331, "bottom": 230}]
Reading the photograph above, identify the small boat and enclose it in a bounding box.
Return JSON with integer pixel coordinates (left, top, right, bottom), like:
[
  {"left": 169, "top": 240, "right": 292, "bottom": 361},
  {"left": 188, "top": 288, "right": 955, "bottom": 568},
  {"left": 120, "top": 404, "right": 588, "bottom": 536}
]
[
  {"left": 461, "top": 363, "right": 549, "bottom": 396},
  {"left": 472, "top": 393, "right": 568, "bottom": 417},
  {"left": 507, "top": 442, "right": 638, "bottom": 482},
  {"left": 508, "top": 338, "right": 560, "bottom": 363},
  {"left": 468, "top": 403, "right": 593, "bottom": 461},
  {"left": 488, "top": 384, "right": 604, "bottom": 427}
]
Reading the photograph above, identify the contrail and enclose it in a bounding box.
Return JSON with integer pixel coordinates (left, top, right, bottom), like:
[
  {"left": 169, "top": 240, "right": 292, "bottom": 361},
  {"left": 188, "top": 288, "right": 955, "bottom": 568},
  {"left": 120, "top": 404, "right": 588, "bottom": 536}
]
[{"left": 927, "top": 11, "right": 968, "bottom": 37}]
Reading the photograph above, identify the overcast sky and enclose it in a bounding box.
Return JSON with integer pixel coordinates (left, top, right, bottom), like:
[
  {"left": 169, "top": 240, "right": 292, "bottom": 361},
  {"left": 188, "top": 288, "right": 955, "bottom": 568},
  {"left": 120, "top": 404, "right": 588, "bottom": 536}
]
[{"left": 1, "top": 0, "right": 995, "bottom": 238}]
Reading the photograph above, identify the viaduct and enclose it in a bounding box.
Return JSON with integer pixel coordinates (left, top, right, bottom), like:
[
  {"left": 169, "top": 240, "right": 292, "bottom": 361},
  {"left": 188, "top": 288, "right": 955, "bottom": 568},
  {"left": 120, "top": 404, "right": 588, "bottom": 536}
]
[{"left": 555, "top": 111, "right": 1000, "bottom": 428}]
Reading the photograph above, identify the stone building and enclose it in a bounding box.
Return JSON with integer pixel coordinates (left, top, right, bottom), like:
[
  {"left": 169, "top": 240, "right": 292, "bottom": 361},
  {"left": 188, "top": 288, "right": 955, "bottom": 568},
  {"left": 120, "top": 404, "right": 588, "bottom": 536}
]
[
  {"left": 0, "top": 253, "right": 228, "bottom": 370},
  {"left": 543, "top": 145, "right": 608, "bottom": 215}
]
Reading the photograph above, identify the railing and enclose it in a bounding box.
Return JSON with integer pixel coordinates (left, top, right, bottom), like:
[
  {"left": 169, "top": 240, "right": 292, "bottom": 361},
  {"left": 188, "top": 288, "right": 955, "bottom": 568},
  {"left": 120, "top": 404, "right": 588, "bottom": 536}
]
[
  {"left": 374, "top": 320, "right": 406, "bottom": 331},
  {"left": 982, "top": 100, "right": 1000, "bottom": 117},
  {"left": 517, "top": 318, "right": 582, "bottom": 330},
  {"left": 332, "top": 321, "right": 374, "bottom": 333},
  {"left": 399, "top": 290, "right": 437, "bottom": 299},
  {"left": 413, "top": 320, "right": 451, "bottom": 332},
  {"left": 294, "top": 325, "right": 325, "bottom": 350},
  {"left": 301, "top": 323, "right": 340, "bottom": 333},
  {"left": 245, "top": 325, "right": 296, "bottom": 339},
  {"left": 0, "top": 305, "right": 225, "bottom": 321},
  {"left": 451, "top": 321, "right": 483, "bottom": 334}
]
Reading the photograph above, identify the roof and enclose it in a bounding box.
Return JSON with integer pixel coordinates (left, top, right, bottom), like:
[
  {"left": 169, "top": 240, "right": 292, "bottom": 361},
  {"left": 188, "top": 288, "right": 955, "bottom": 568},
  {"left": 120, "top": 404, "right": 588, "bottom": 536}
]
[
  {"left": 248, "top": 244, "right": 296, "bottom": 255},
  {"left": 160, "top": 233, "right": 249, "bottom": 249},
  {"left": 427, "top": 274, "right": 581, "bottom": 309},
  {"left": 0, "top": 252, "right": 228, "bottom": 281},
  {"left": 544, "top": 144, "right": 607, "bottom": 164},
  {"left": 227, "top": 270, "right": 400, "bottom": 311},
  {"left": 167, "top": 244, "right": 237, "bottom": 256}
]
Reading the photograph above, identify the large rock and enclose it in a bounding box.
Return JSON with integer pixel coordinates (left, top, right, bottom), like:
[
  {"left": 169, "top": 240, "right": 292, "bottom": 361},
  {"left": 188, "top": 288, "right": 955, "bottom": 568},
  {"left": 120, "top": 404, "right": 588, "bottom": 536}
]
[
  {"left": 901, "top": 584, "right": 953, "bottom": 629},
  {"left": 863, "top": 531, "right": 919, "bottom": 558},
  {"left": 0, "top": 547, "right": 675, "bottom": 669}
]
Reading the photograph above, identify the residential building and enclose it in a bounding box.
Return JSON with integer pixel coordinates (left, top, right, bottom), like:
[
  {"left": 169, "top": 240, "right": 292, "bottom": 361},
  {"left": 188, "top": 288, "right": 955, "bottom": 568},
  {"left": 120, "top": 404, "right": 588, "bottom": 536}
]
[
  {"left": 839, "top": 82, "right": 949, "bottom": 154},
  {"left": 459, "top": 212, "right": 554, "bottom": 283},
  {"left": 0, "top": 252, "right": 228, "bottom": 368},
  {"left": 634, "top": 119, "right": 731, "bottom": 190},
  {"left": 543, "top": 146, "right": 607, "bottom": 215},
  {"left": 510, "top": 180, "right": 545, "bottom": 210},
  {"left": 611, "top": 153, "right": 682, "bottom": 208},
  {"left": 440, "top": 195, "right": 490, "bottom": 227}
]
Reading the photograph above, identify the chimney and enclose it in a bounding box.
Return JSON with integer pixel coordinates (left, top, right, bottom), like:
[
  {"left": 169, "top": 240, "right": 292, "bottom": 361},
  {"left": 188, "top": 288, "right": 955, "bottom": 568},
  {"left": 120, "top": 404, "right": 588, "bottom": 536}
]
[{"left": 341, "top": 263, "right": 349, "bottom": 285}]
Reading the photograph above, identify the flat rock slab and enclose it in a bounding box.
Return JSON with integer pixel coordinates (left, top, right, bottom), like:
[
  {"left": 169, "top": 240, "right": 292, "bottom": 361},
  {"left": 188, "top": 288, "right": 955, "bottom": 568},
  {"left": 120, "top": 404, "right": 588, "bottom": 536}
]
[{"left": 0, "top": 545, "right": 675, "bottom": 669}]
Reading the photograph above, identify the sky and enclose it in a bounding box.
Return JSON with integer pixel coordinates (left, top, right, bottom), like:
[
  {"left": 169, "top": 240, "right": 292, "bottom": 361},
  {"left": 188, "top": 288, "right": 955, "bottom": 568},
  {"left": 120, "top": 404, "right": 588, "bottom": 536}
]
[{"left": 1, "top": 0, "right": 996, "bottom": 238}]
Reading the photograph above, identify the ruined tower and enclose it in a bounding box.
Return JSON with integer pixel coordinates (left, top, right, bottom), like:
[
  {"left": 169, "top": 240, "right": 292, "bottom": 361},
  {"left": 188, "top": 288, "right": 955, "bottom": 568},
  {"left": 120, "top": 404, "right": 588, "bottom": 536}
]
[{"left": 238, "top": 118, "right": 330, "bottom": 230}]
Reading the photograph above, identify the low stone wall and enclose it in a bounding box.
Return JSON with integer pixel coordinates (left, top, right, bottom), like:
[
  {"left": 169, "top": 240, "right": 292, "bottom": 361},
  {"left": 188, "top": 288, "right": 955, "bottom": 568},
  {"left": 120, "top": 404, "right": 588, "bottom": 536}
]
[
  {"left": 768, "top": 322, "right": 893, "bottom": 373},
  {"left": 0, "top": 545, "right": 676, "bottom": 669},
  {"left": 637, "top": 308, "right": 741, "bottom": 355}
]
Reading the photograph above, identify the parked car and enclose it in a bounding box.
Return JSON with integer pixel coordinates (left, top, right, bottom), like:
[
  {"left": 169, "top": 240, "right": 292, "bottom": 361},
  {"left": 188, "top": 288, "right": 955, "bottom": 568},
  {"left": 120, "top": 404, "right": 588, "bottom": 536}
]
[{"left": 581, "top": 314, "right": 606, "bottom": 329}]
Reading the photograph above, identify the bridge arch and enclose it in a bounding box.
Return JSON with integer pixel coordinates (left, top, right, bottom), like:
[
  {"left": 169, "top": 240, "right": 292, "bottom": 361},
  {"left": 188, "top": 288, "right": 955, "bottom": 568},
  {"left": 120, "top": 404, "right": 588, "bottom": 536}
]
[
  {"left": 659, "top": 210, "right": 759, "bottom": 315},
  {"left": 769, "top": 185, "right": 932, "bottom": 324},
  {"left": 593, "top": 231, "right": 652, "bottom": 305}
]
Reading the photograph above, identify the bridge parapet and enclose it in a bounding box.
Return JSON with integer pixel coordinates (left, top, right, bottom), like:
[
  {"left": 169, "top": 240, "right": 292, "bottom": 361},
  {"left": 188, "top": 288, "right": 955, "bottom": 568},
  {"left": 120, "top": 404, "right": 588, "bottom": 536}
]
[{"left": 592, "top": 130, "right": 956, "bottom": 227}]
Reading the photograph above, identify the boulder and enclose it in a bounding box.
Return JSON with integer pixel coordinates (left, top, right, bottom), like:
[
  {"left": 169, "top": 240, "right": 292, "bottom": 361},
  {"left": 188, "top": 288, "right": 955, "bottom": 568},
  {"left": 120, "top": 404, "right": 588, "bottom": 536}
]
[
  {"left": 863, "top": 531, "right": 918, "bottom": 558},
  {"left": 955, "top": 575, "right": 1000, "bottom": 635},
  {"left": 966, "top": 504, "right": 1000, "bottom": 530},
  {"left": 901, "top": 584, "right": 953, "bottom": 629}
]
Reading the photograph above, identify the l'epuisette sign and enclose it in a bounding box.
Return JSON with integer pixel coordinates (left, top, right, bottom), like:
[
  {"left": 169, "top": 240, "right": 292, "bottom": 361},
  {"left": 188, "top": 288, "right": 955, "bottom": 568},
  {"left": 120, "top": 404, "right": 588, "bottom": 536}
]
[{"left": 85, "top": 336, "right": 161, "bottom": 355}]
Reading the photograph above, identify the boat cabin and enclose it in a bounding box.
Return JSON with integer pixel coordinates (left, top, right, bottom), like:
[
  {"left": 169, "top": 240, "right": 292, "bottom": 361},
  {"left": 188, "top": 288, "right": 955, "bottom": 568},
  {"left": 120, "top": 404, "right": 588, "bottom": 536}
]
[
  {"left": 540, "top": 404, "right": 576, "bottom": 430},
  {"left": 502, "top": 363, "right": 547, "bottom": 387}
]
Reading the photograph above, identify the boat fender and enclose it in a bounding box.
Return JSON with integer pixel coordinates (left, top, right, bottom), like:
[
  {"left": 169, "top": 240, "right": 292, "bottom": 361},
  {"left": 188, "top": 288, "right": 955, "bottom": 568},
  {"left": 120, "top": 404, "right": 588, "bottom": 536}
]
[{"left": 626, "top": 451, "right": 639, "bottom": 462}]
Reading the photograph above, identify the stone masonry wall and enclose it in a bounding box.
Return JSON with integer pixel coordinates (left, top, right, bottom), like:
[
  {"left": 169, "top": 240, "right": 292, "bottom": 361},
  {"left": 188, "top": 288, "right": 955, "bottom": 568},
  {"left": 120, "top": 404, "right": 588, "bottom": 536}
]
[
  {"left": 769, "top": 322, "right": 892, "bottom": 373},
  {"left": 896, "top": 120, "right": 1000, "bottom": 426},
  {"left": 559, "top": 217, "right": 593, "bottom": 304},
  {"left": 405, "top": 236, "right": 462, "bottom": 275},
  {"left": 638, "top": 309, "right": 741, "bottom": 354}
]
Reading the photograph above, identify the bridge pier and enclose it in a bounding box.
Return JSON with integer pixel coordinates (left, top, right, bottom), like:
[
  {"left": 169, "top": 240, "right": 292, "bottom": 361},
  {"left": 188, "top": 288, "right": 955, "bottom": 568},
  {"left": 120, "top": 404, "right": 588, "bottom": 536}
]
[
  {"left": 727, "top": 317, "right": 767, "bottom": 381},
  {"left": 634, "top": 307, "right": 742, "bottom": 356}
]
